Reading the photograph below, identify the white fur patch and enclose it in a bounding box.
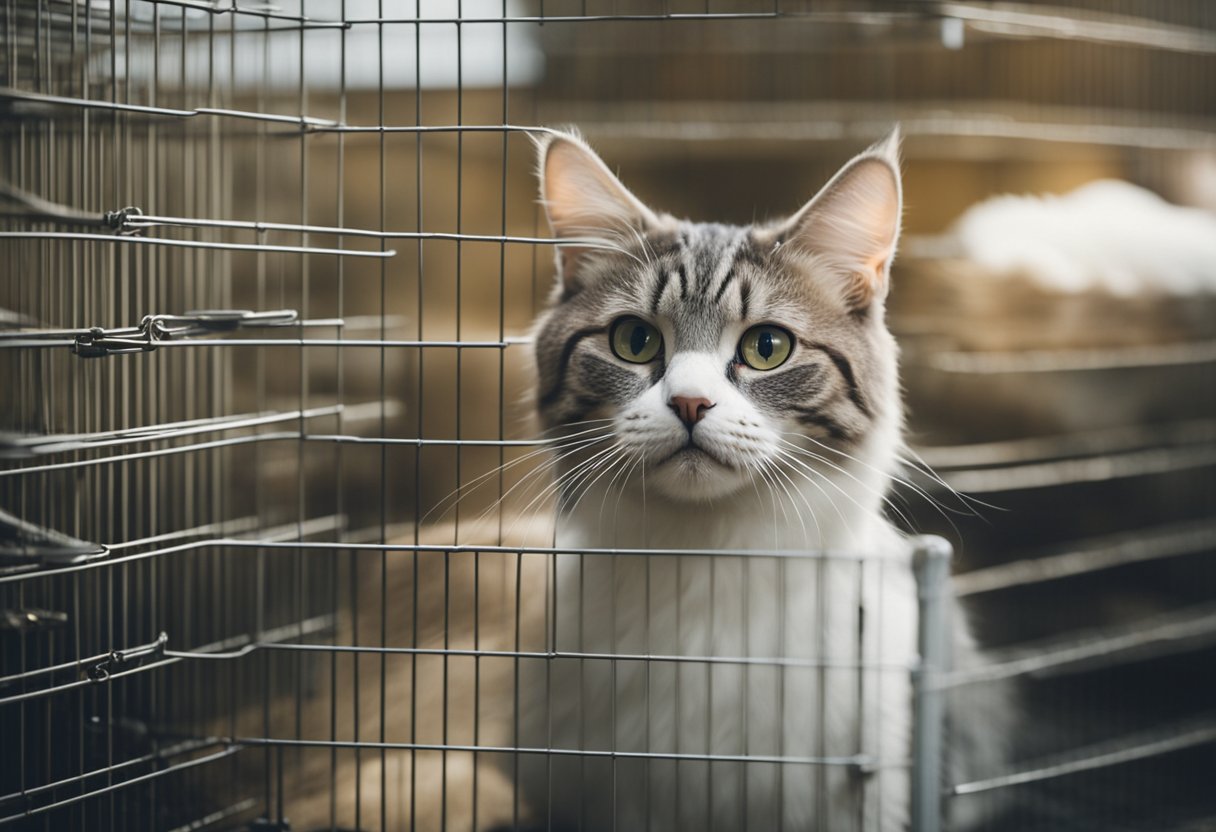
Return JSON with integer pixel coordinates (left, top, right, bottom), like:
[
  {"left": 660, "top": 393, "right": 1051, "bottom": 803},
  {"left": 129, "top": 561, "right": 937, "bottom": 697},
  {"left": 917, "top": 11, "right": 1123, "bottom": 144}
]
[{"left": 953, "top": 179, "right": 1216, "bottom": 296}]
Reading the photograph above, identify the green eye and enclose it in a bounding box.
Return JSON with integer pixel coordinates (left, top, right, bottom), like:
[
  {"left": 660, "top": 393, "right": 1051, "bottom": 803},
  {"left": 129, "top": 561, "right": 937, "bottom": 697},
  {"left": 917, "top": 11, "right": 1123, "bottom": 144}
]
[
  {"left": 738, "top": 325, "right": 793, "bottom": 371},
  {"left": 610, "top": 316, "right": 663, "bottom": 364}
]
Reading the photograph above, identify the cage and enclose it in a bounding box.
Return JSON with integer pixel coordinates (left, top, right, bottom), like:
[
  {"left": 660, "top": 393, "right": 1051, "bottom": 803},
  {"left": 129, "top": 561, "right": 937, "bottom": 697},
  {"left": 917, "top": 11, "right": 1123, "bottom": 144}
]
[{"left": 2, "top": 1, "right": 1215, "bottom": 830}]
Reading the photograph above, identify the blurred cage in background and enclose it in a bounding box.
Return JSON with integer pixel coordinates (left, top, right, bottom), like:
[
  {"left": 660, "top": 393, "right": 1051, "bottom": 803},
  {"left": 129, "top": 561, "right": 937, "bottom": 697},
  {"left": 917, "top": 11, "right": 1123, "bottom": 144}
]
[{"left": 1, "top": 1, "right": 1215, "bottom": 830}]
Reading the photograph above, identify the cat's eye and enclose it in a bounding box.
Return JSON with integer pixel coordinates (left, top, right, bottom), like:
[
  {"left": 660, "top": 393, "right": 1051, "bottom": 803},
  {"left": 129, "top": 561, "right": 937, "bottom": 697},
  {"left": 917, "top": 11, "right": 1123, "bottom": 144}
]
[
  {"left": 738, "top": 325, "right": 793, "bottom": 371},
  {"left": 610, "top": 316, "right": 663, "bottom": 364}
]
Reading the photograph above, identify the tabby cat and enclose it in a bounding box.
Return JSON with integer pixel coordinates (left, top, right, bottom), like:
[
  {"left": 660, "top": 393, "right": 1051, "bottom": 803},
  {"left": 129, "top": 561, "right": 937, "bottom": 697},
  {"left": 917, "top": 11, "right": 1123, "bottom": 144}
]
[{"left": 509, "top": 128, "right": 992, "bottom": 831}]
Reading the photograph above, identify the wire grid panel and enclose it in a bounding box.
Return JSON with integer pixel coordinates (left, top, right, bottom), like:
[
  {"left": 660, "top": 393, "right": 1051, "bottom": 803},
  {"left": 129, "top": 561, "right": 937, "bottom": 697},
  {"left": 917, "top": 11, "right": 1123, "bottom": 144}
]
[
  {"left": 0, "top": 2, "right": 948, "bottom": 830},
  {"left": 8, "top": 1, "right": 1213, "bottom": 829}
]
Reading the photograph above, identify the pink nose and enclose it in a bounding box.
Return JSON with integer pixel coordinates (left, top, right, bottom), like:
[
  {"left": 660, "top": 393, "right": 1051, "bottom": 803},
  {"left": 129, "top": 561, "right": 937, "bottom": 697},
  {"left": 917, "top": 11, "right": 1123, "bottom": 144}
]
[{"left": 669, "top": 395, "right": 715, "bottom": 427}]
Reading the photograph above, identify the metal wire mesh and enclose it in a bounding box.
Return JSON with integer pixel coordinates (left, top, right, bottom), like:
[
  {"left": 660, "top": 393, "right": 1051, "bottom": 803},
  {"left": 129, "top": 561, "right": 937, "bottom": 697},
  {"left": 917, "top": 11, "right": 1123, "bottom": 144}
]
[{"left": 2, "top": 1, "right": 1215, "bottom": 830}]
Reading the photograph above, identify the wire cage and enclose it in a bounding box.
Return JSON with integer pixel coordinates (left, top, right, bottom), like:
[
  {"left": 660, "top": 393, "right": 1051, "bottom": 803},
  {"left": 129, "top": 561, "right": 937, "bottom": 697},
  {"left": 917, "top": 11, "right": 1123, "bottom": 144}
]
[{"left": 2, "top": 1, "right": 1215, "bottom": 830}]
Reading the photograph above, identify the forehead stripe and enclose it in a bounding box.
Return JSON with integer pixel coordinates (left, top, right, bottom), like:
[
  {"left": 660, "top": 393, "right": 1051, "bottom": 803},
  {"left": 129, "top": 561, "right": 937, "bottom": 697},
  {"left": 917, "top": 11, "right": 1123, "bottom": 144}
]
[
  {"left": 712, "top": 268, "right": 737, "bottom": 304},
  {"left": 702, "top": 232, "right": 744, "bottom": 295},
  {"left": 649, "top": 269, "right": 670, "bottom": 314}
]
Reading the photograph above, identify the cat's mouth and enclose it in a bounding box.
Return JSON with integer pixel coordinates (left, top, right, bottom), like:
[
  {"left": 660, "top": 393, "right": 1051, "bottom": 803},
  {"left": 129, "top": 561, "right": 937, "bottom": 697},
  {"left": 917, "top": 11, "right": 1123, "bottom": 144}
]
[{"left": 659, "top": 440, "right": 730, "bottom": 470}]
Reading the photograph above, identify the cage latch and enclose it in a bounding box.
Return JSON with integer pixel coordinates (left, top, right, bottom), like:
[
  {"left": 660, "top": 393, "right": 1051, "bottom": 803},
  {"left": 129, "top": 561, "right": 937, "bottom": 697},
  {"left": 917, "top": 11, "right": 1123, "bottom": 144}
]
[{"left": 85, "top": 632, "right": 168, "bottom": 682}]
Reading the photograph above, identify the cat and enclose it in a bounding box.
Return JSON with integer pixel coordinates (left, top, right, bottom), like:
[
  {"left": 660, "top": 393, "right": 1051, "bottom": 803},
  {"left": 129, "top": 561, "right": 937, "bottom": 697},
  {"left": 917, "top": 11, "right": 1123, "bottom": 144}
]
[{"left": 505, "top": 128, "right": 998, "bottom": 831}]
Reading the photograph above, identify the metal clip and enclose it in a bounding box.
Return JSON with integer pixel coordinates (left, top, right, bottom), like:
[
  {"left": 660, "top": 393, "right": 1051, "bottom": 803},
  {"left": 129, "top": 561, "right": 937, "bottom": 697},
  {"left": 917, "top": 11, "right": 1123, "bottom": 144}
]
[
  {"left": 103, "top": 205, "right": 145, "bottom": 236},
  {"left": 72, "top": 326, "right": 154, "bottom": 358},
  {"left": 71, "top": 309, "right": 299, "bottom": 358}
]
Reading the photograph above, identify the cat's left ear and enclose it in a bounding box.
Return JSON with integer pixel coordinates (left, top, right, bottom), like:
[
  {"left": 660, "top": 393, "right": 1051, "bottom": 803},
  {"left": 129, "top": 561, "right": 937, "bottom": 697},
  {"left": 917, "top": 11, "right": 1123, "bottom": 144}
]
[
  {"left": 769, "top": 128, "right": 903, "bottom": 310},
  {"left": 537, "top": 130, "right": 661, "bottom": 291}
]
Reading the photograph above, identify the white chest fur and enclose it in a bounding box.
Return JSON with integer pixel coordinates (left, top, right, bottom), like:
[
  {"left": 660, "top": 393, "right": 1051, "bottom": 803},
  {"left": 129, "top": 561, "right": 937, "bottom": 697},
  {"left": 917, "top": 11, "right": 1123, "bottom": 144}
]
[{"left": 512, "top": 473, "right": 919, "bottom": 831}]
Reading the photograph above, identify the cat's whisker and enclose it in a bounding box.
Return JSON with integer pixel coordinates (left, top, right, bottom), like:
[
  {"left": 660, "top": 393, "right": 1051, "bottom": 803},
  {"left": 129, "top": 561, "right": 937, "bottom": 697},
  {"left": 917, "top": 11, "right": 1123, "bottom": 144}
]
[
  {"left": 755, "top": 457, "right": 796, "bottom": 537},
  {"left": 422, "top": 429, "right": 614, "bottom": 530},
  {"left": 763, "top": 457, "right": 814, "bottom": 545},
  {"left": 768, "top": 448, "right": 849, "bottom": 542},
  {"left": 773, "top": 443, "right": 877, "bottom": 526},
  {"left": 566, "top": 445, "right": 631, "bottom": 524},
  {"left": 560, "top": 444, "right": 629, "bottom": 517},
  {"left": 598, "top": 448, "right": 641, "bottom": 534},
  {"left": 420, "top": 422, "right": 615, "bottom": 524},
  {"left": 464, "top": 433, "right": 618, "bottom": 535},
  {"left": 776, "top": 435, "right": 920, "bottom": 532},
  {"left": 501, "top": 448, "right": 607, "bottom": 543},
  {"left": 895, "top": 448, "right": 1004, "bottom": 517},
  {"left": 512, "top": 441, "right": 623, "bottom": 532},
  {"left": 610, "top": 453, "right": 647, "bottom": 543},
  {"left": 518, "top": 443, "right": 625, "bottom": 541},
  {"left": 744, "top": 468, "right": 780, "bottom": 550},
  {"left": 777, "top": 430, "right": 969, "bottom": 523},
  {"left": 780, "top": 434, "right": 964, "bottom": 537}
]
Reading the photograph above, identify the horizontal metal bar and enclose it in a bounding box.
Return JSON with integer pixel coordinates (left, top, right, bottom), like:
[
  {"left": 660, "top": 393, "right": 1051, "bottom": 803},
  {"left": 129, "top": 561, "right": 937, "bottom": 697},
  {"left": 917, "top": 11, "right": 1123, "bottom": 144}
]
[
  {"left": 0, "top": 87, "right": 339, "bottom": 127},
  {"left": 105, "top": 512, "right": 345, "bottom": 552},
  {"left": 117, "top": 212, "right": 611, "bottom": 248},
  {"left": 0, "top": 657, "right": 179, "bottom": 707},
  {"left": 0, "top": 738, "right": 224, "bottom": 810},
  {"left": 307, "top": 123, "right": 557, "bottom": 135},
  {"left": 0, "top": 536, "right": 902, "bottom": 586},
  {"left": 0, "top": 615, "right": 332, "bottom": 706},
  {"left": 951, "top": 718, "right": 1216, "bottom": 796},
  {"left": 575, "top": 111, "right": 1216, "bottom": 152},
  {"left": 0, "top": 337, "right": 528, "bottom": 350},
  {"left": 133, "top": 0, "right": 349, "bottom": 28},
  {"left": 0, "top": 232, "right": 394, "bottom": 257},
  {"left": 2, "top": 404, "right": 344, "bottom": 456},
  {"left": 0, "top": 747, "right": 243, "bottom": 825},
  {"left": 343, "top": 12, "right": 784, "bottom": 25},
  {"left": 927, "top": 340, "right": 1216, "bottom": 374},
  {"left": 118, "top": 0, "right": 1216, "bottom": 54},
  {"left": 0, "top": 310, "right": 326, "bottom": 344},
  {"left": 0, "top": 635, "right": 164, "bottom": 688},
  {"left": 0, "top": 431, "right": 298, "bottom": 478},
  {"left": 164, "top": 798, "right": 260, "bottom": 832},
  {"left": 167, "top": 640, "right": 915, "bottom": 673},
  {"left": 954, "top": 519, "right": 1216, "bottom": 596},
  {"left": 941, "top": 444, "right": 1216, "bottom": 493},
  {"left": 228, "top": 735, "right": 870, "bottom": 768},
  {"left": 939, "top": 604, "right": 1216, "bottom": 688},
  {"left": 303, "top": 434, "right": 550, "bottom": 448},
  {"left": 940, "top": 1, "right": 1216, "bottom": 55},
  {"left": 915, "top": 420, "right": 1216, "bottom": 470}
]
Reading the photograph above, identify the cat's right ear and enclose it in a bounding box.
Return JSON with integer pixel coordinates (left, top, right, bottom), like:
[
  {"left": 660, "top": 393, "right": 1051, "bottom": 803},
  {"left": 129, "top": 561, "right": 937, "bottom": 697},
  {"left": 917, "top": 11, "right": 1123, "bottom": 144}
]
[{"left": 537, "top": 130, "right": 659, "bottom": 292}]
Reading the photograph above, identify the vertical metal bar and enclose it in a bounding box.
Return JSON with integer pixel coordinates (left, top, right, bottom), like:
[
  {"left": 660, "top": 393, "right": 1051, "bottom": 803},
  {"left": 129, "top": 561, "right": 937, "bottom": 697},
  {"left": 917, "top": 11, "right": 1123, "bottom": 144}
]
[
  {"left": 377, "top": 5, "right": 389, "bottom": 831},
  {"left": 410, "top": 4, "right": 424, "bottom": 826},
  {"left": 911, "top": 535, "right": 952, "bottom": 832},
  {"left": 333, "top": 3, "right": 349, "bottom": 828}
]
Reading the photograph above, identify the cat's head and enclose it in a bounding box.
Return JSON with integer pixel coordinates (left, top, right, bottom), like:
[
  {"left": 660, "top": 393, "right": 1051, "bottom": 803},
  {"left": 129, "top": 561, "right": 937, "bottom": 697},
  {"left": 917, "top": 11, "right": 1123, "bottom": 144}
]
[{"left": 532, "top": 129, "right": 904, "bottom": 503}]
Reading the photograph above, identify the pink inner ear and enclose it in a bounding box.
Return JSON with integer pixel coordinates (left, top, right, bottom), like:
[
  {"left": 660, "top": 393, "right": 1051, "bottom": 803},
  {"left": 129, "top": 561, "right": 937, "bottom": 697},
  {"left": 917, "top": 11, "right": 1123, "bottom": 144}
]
[{"left": 783, "top": 155, "right": 902, "bottom": 309}]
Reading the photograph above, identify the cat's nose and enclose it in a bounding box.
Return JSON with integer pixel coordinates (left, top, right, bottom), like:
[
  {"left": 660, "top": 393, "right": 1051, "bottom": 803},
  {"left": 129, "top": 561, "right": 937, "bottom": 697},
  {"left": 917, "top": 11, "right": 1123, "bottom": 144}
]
[{"left": 669, "top": 395, "right": 715, "bottom": 427}]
